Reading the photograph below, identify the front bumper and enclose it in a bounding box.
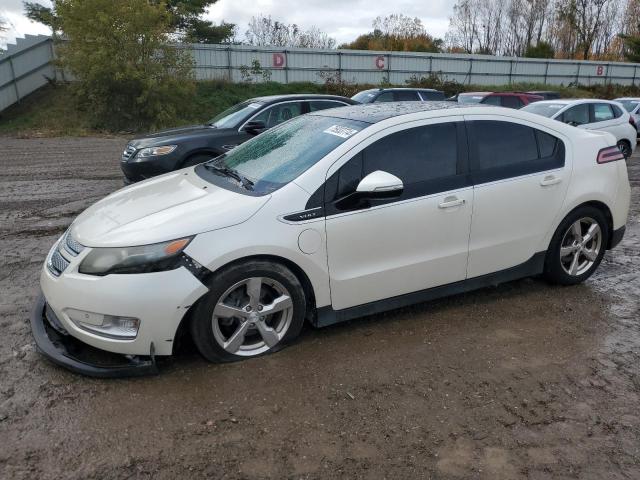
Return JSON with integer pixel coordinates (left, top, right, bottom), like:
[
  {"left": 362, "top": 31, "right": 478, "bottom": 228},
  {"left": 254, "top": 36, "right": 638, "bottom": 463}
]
[
  {"left": 121, "top": 153, "right": 182, "bottom": 184},
  {"left": 31, "top": 293, "right": 159, "bottom": 377}
]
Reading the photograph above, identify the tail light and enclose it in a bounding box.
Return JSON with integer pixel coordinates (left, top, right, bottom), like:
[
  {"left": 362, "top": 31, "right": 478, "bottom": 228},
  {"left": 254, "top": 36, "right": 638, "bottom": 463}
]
[{"left": 597, "top": 146, "right": 625, "bottom": 164}]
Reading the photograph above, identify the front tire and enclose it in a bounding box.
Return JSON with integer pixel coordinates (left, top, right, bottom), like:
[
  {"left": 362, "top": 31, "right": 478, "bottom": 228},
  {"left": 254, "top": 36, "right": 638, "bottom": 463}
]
[
  {"left": 190, "top": 260, "right": 306, "bottom": 363},
  {"left": 544, "top": 206, "right": 608, "bottom": 285}
]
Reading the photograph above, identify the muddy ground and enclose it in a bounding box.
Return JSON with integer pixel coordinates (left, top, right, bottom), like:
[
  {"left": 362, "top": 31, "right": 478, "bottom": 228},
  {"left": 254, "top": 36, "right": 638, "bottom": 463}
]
[{"left": 0, "top": 136, "right": 638, "bottom": 480}]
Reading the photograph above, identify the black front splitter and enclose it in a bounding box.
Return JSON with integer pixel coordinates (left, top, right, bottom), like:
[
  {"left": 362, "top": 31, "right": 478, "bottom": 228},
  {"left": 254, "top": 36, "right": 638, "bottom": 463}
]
[{"left": 30, "top": 293, "right": 158, "bottom": 378}]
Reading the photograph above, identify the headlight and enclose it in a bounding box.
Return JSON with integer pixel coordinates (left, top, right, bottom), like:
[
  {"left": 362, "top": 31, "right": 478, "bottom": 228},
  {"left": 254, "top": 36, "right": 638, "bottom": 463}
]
[
  {"left": 135, "top": 145, "right": 177, "bottom": 158},
  {"left": 79, "top": 237, "right": 192, "bottom": 276}
]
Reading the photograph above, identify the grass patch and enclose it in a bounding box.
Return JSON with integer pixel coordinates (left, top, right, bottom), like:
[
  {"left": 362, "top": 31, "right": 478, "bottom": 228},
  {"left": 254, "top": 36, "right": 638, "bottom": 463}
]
[{"left": 2, "top": 79, "right": 640, "bottom": 137}]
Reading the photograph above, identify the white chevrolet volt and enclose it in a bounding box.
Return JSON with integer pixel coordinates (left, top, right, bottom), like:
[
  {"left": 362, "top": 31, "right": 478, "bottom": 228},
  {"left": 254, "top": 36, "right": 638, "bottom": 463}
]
[{"left": 32, "top": 102, "right": 631, "bottom": 376}]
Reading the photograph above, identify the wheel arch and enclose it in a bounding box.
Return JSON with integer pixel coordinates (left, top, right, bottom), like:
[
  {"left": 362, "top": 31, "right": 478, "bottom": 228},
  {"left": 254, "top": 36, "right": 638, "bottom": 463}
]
[
  {"left": 179, "top": 149, "right": 220, "bottom": 168},
  {"left": 172, "top": 254, "right": 318, "bottom": 354},
  {"left": 549, "top": 200, "right": 615, "bottom": 251}
]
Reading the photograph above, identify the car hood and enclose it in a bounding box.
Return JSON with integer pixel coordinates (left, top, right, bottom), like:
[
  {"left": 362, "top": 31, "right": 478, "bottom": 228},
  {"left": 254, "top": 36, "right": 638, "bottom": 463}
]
[
  {"left": 70, "top": 169, "right": 269, "bottom": 248},
  {"left": 128, "top": 125, "right": 236, "bottom": 149}
]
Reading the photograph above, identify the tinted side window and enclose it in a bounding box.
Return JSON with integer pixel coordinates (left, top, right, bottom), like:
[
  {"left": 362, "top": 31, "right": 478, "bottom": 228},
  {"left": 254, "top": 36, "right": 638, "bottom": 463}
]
[
  {"left": 394, "top": 90, "right": 420, "bottom": 101},
  {"left": 501, "top": 96, "right": 524, "bottom": 109},
  {"left": 251, "top": 102, "right": 303, "bottom": 128},
  {"left": 363, "top": 123, "right": 457, "bottom": 183},
  {"left": 419, "top": 91, "right": 445, "bottom": 101},
  {"left": 474, "top": 121, "right": 538, "bottom": 170},
  {"left": 325, "top": 122, "right": 466, "bottom": 207},
  {"left": 592, "top": 103, "right": 614, "bottom": 122},
  {"left": 469, "top": 120, "right": 565, "bottom": 184},
  {"left": 375, "top": 92, "right": 395, "bottom": 103},
  {"left": 309, "top": 100, "right": 346, "bottom": 112},
  {"left": 561, "top": 104, "right": 589, "bottom": 125}
]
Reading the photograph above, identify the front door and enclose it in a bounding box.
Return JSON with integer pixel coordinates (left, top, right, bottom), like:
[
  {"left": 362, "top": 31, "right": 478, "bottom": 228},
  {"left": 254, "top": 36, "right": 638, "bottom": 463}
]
[{"left": 324, "top": 119, "right": 473, "bottom": 310}]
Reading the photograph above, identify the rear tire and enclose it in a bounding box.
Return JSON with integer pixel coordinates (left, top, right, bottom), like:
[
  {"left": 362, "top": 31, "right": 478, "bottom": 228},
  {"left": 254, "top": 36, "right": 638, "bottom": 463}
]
[
  {"left": 617, "top": 140, "right": 632, "bottom": 159},
  {"left": 190, "top": 260, "right": 306, "bottom": 363},
  {"left": 544, "top": 206, "right": 608, "bottom": 285}
]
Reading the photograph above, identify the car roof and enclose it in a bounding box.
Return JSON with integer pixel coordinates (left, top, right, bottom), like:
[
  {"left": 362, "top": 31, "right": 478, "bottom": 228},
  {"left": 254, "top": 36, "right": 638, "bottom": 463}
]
[
  {"left": 614, "top": 97, "right": 640, "bottom": 101},
  {"left": 249, "top": 94, "right": 355, "bottom": 104},
  {"left": 461, "top": 91, "right": 540, "bottom": 97},
  {"left": 531, "top": 98, "right": 618, "bottom": 106},
  {"left": 309, "top": 101, "right": 478, "bottom": 124}
]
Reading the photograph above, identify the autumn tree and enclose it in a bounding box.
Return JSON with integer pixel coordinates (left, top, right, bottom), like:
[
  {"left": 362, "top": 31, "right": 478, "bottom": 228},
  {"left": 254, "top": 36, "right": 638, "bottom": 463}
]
[{"left": 341, "top": 14, "right": 442, "bottom": 52}]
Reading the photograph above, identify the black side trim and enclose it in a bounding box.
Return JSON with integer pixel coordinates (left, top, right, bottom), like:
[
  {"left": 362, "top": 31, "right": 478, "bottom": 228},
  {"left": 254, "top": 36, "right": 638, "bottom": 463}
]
[
  {"left": 283, "top": 207, "right": 325, "bottom": 222},
  {"left": 315, "top": 252, "right": 546, "bottom": 328},
  {"left": 609, "top": 225, "right": 625, "bottom": 249},
  {"left": 30, "top": 293, "right": 158, "bottom": 378}
]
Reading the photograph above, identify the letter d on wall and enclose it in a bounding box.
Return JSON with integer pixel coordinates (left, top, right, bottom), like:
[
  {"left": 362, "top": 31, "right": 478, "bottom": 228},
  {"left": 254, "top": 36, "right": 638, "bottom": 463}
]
[
  {"left": 273, "top": 53, "right": 286, "bottom": 68},
  {"left": 375, "top": 56, "right": 385, "bottom": 69}
]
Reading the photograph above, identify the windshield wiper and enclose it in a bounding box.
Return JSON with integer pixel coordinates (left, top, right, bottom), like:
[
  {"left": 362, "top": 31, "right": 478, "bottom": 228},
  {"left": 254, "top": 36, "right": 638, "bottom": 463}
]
[{"left": 204, "top": 163, "right": 254, "bottom": 190}]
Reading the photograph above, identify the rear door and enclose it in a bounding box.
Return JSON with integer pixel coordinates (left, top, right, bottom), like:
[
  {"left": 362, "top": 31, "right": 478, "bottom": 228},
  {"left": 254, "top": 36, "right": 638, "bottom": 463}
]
[{"left": 465, "top": 116, "right": 570, "bottom": 278}]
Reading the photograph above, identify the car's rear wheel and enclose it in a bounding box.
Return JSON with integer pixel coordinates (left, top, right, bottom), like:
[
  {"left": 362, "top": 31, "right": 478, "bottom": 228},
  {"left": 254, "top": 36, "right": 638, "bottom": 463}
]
[
  {"left": 544, "top": 206, "right": 608, "bottom": 285},
  {"left": 190, "top": 260, "right": 306, "bottom": 362},
  {"left": 617, "top": 140, "right": 632, "bottom": 159}
]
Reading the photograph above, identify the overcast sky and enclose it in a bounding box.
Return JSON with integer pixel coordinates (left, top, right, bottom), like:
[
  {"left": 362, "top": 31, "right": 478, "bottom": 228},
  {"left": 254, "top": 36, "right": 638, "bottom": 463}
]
[{"left": 1, "top": 0, "right": 455, "bottom": 48}]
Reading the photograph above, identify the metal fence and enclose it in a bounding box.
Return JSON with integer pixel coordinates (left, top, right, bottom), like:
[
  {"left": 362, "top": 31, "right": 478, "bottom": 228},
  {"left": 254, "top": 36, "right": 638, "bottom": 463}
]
[
  {"left": 187, "top": 43, "right": 640, "bottom": 87},
  {"left": 0, "top": 35, "right": 57, "bottom": 113},
  {"left": 2, "top": 37, "right": 640, "bottom": 113}
]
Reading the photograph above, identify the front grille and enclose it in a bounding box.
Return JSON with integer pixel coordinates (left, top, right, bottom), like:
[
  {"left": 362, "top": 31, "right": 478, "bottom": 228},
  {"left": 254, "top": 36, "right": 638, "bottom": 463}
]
[
  {"left": 63, "top": 231, "right": 85, "bottom": 256},
  {"left": 47, "top": 249, "right": 70, "bottom": 277},
  {"left": 121, "top": 144, "right": 136, "bottom": 162}
]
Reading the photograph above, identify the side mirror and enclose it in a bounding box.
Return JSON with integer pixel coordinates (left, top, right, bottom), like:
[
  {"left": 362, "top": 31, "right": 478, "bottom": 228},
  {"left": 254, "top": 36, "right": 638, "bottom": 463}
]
[
  {"left": 356, "top": 170, "right": 403, "bottom": 197},
  {"left": 244, "top": 120, "right": 266, "bottom": 135}
]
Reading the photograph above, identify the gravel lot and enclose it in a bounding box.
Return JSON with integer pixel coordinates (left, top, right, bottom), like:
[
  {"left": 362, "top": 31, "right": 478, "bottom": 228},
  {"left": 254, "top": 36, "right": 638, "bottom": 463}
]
[{"left": 1, "top": 135, "right": 639, "bottom": 479}]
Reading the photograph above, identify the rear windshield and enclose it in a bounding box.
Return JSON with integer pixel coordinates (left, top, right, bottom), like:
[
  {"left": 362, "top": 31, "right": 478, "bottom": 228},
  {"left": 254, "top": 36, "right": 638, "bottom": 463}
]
[
  {"left": 521, "top": 102, "right": 566, "bottom": 118},
  {"left": 197, "top": 115, "right": 368, "bottom": 195},
  {"left": 352, "top": 90, "right": 377, "bottom": 103},
  {"left": 616, "top": 99, "right": 640, "bottom": 112},
  {"left": 458, "top": 94, "right": 485, "bottom": 104}
]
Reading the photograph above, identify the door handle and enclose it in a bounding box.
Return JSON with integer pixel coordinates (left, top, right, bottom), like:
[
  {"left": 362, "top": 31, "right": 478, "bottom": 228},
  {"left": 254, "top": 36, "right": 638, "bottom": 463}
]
[
  {"left": 438, "top": 197, "right": 465, "bottom": 209},
  {"left": 540, "top": 175, "right": 562, "bottom": 186}
]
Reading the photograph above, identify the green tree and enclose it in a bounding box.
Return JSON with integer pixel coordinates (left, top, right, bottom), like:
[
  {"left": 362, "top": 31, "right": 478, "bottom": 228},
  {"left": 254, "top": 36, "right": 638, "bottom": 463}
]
[
  {"left": 24, "top": 0, "right": 235, "bottom": 43},
  {"left": 524, "top": 41, "right": 556, "bottom": 58},
  {"left": 55, "top": 0, "right": 195, "bottom": 130}
]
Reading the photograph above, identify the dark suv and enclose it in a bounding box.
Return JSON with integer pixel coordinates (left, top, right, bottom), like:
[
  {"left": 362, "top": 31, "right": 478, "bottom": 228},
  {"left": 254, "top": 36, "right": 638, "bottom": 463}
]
[
  {"left": 455, "top": 92, "right": 543, "bottom": 108},
  {"left": 120, "top": 94, "right": 356, "bottom": 184},
  {"left": 352, "top": 88, "right": 445, "bottom": 103}
]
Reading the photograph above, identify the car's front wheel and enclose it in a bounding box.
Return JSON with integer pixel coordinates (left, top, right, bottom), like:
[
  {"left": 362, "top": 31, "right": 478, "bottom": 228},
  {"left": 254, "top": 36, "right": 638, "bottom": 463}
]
[
  {"left": 544, "top": 206, "right": 608, "bottom": 285},
  {"left": 190, "top": 260, "right": 306, "bottom": 362}
]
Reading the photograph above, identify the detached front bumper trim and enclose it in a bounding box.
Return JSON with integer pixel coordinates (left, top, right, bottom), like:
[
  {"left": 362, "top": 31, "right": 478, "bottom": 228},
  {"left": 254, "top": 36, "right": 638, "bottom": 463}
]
[{"left": 30, "top": 293, "right": 158, "bottom": 378}]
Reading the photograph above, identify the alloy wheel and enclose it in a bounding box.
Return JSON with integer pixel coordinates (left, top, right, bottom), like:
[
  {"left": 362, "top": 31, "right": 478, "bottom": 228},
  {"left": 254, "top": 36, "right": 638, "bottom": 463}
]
[
  {"left": 559, "top": 217, "right": 602, "bottom": 276},
  {"left": 211, "top": 277, "right": 294, "bottom": 356}
]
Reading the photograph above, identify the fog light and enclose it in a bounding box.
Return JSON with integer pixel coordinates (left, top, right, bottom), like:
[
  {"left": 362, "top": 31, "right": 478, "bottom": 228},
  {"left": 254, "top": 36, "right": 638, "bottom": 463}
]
[{"left": 65, "top": 309, "right": 140, "bottom": 340}]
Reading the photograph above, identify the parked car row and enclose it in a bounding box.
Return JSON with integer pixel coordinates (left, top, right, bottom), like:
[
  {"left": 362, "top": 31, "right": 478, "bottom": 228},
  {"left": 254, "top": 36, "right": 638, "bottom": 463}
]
[{"left": 33, "top": 100, "right": 631, "bottom": 376}]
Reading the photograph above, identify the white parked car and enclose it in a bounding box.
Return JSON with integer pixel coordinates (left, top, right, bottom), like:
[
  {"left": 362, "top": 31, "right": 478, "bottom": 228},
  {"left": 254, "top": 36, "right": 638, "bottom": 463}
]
[
  {"left": 614, "top": 97, "right": 640, "bottom": 130},
  {"left": 521, "top": 99, "right": 637, "bottom": 158},
  {"left": 32, "top": 102, "right": 631, "bottom": 376}
]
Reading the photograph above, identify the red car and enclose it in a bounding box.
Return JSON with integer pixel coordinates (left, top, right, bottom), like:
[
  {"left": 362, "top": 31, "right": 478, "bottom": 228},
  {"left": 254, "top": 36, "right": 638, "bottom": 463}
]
[{"left": 456, "top": 92, "right": 543, "bottom": 109}]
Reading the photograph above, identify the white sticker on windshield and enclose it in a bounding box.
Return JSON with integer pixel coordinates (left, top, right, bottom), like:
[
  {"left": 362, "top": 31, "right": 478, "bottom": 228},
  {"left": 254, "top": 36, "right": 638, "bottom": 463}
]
[
  {"left": 248, "top": 103, "right": 261, "bottom": 109},
  {"left": 323, "top": 125, "right": 359, "bottom": 138}
]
